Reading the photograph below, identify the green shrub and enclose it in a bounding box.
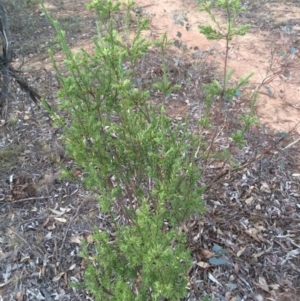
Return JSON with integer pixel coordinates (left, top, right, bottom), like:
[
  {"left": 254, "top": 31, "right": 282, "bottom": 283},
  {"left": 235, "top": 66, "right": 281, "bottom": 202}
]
[
  {"left": 198, "top": 0, "right": 257, "bottom": 147},
  {"left": 43, "top": 0, "right": 204, "bottom": 300}
]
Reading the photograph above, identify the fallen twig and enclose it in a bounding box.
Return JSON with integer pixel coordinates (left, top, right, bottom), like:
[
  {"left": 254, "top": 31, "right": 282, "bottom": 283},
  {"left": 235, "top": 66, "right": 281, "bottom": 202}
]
[{"left": 58, "top": 197, "right": 88, "bottom": 267}]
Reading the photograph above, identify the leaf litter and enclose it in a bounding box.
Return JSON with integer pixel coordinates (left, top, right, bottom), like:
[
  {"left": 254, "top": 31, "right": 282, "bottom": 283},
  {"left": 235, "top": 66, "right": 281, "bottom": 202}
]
[{"left": 0, "top": 0, "right": 300, "bottom": 301}]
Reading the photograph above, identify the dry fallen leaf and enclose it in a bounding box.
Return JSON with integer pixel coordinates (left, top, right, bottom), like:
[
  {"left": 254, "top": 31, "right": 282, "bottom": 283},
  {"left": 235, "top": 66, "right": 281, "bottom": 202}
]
[
  {"left": 41, "top": 266, "right": 45, "bottom": 277},
  {"left": 208, "top": 273, "right": 223, "bottom": 287},
  {"left": 87, "top": 234, "right": 94, "bottom": 243},
  {"left": 217, "top": 228, "right": 224, "bottom": 235},
  {"left": 59, "top": 207, "right": 70, "bottom": 213},
  {"left": 252, "top": 250, "right": 266, "bottom": 259},
  {"left": 237, "top": 246, "right": 247, "bottom": 257},
  {"left": 200, "top": 248, "right": 215, "bottom": 258},
  {"left": 49, "top": 208, "right": 65, "bottom": 216},
  {"left": 52, "top": 272, "right": 65, "bottom": 282},
  {"left": 255, "top": 204, "right": 262, "bottom": 210},
  {"left": 70, "top": 236, "right": 82, "bottom": 245},
  {"left": 69, "top": 264, "right": 76, "bottom": 270},
  {"left": 245, "top": 196, "right": 254, "bottom": 205},
  {"left": 269, "top": 283, "right": 280, "bottom": 290},
  {"left": 196, "top": 261, "right": 210, "bottom": 268},
  {"left": 260, "top": 182, "right": 271, "bottom": 193},
  {"left": 54, "top": 217, "right": 67, "bottom": 223},
  {"left": 47, "top": 223, "right": 56, "bottom": 230},
  {"left": 257, "top": 276, "right": 269, "bottom": 292}
]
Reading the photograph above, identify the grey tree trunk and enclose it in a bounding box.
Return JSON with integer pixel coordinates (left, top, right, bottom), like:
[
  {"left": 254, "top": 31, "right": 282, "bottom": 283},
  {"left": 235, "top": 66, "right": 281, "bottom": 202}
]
[{"left": 0, "top": 3, "right": 11, "bottom": 110}]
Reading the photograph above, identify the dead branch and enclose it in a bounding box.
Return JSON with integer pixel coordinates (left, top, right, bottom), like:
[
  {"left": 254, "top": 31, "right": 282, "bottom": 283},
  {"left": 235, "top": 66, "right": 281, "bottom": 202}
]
[{"left": 0, "top": 4, "right": 42, "bottom": 113}]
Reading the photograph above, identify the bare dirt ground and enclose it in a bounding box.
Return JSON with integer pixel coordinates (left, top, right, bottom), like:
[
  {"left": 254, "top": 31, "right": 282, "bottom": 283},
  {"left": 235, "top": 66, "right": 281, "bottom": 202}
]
[
  {"left": 1, "top": 1, "right": 300, "bottom": 301},
  {"left": 134, "top": 0, "right": 300, "bottom": 134}
]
